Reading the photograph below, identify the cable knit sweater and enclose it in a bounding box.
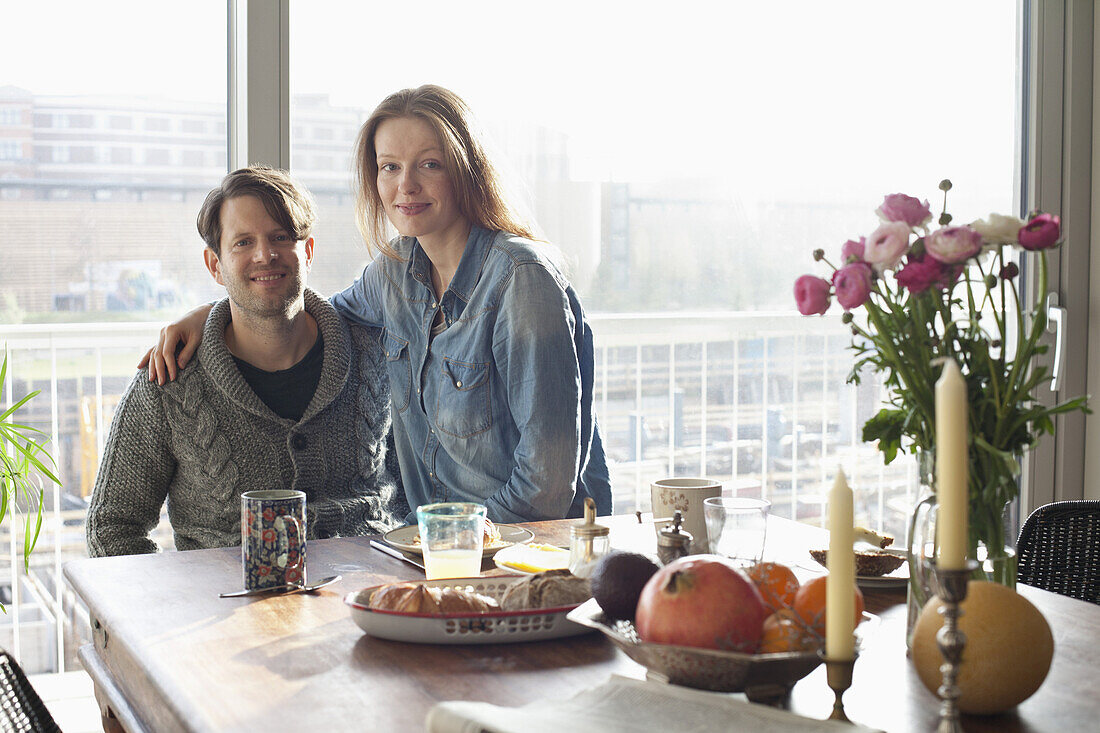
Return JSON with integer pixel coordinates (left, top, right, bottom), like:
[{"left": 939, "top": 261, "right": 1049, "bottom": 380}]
[{"left": 87, "top": 289, "right": 405, "bottom": 557}]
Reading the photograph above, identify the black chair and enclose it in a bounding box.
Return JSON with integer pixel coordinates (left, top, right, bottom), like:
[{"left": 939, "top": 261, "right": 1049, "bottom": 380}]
[
  {"left": 0, "top": 650, "right": 61, "bottom": 733},
  {"left": 1016, "top": 500, "right": 1100, "bottom": 604}
]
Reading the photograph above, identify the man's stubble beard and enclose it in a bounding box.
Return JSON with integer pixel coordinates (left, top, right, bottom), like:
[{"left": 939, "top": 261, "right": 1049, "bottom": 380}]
[{"left": 225, "top": 270, "right": 308, "bottom": 324}]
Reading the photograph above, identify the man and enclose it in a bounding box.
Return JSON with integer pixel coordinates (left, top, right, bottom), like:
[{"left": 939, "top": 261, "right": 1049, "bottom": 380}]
[{"left": 87, "top": 166, "right": 404, "bottom": 556}]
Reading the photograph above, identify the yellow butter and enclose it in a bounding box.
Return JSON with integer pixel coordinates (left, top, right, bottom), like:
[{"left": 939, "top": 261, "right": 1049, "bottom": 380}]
[{"left": 497, "top": 543, "right": 570, "bottom": 573}]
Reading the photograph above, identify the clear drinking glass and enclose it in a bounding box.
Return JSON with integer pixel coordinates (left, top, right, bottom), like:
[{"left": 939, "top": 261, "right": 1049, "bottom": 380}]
[
  {"left": 703, "top": 497, "right": 771, "bottom": 567},
  {"left": 415, "top": 502, "right": 487, "bottom": 580}
]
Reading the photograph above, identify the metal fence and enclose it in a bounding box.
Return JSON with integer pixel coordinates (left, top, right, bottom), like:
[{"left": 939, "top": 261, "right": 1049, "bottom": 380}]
[{"left": 0, "top": 313, "right": 920, "bottom": 674}]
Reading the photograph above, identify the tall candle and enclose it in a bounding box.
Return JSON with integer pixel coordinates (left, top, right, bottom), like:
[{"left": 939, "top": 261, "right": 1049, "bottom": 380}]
[
  {"left": 935, "top": 358, "right": 969, "bottom": 570},
  {"left": 826, "top": 467, "right": 855, "bottom": 660}
]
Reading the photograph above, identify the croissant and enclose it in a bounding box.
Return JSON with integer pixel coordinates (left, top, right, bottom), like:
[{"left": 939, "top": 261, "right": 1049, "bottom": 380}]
[
  {"left": 368, "top": 583, "right": 439, "bottom": 613},
  {"left": 368, "top": 582, "right": 500, "bottom": 615}
]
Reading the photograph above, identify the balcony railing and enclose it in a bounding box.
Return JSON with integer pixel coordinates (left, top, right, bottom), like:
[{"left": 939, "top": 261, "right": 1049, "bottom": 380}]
[{"left": 0, "top": 312, "right": 920, "bottom": 674}]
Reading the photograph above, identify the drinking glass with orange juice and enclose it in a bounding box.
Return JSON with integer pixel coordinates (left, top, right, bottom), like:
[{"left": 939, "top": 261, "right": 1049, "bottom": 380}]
[{"left": 416, "top": 502, "right": 486, "bottom": 580}]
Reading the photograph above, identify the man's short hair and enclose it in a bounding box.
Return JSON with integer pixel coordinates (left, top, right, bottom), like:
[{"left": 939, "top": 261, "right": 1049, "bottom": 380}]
[{"left": 197, "top": 166, "right": 316, "bottom": 255}]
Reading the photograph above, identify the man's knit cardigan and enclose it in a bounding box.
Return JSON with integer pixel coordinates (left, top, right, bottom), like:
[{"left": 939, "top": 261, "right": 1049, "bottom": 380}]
[{"left": 86, "top": 289, "right": 406, "bottom": 557}]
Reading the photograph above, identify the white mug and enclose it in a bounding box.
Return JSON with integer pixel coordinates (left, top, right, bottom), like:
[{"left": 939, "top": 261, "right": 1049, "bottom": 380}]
[{"left": 650, "top": 478, "right": 723, "bottom": 554}]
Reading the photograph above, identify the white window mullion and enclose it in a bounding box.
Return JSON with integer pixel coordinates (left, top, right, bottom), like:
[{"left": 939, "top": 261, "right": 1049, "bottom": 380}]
[{"left": 228, "top": 0, "right": 289, "bottom": 170}]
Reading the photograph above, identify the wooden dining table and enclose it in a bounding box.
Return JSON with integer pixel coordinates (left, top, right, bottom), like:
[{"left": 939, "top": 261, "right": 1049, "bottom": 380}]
[{"left": 64, "top": 514, "right": 1098, "bottom": 732}]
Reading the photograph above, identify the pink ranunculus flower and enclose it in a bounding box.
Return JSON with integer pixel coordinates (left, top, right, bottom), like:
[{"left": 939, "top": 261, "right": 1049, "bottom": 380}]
[
  {"left": 840, "top": 237, "right": 866, "bottom": 263},
  {"left": 925, "top": 226, "right": 983, "bottom": 264},
  {"left": 863, "top": 221, "right": 911, "bottom": 272},
  {"left": 794, "top": 275, "right": 832, "bottom": 315},
  {"left": 832, "top": 263, "right": 873, "bottom": 310},
  {"left": 876, "top": 193, "right": 933, "bottom": 228},
  {"left": 895, "top": 253, "right": 962, "bottom": 294},
  {"left": 1018, "top": 213, "right": 1061, "bottom": 250}
]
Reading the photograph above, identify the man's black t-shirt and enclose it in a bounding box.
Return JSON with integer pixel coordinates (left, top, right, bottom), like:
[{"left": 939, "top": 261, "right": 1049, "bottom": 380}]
[{"left": 233, "top": 333, "right": 324, "bottom": 421}]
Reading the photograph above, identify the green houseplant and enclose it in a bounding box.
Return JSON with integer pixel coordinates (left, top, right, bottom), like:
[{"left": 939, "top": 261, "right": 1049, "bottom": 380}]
[{"left": 0, "top": 346, "right": 60, "bottom": 602}]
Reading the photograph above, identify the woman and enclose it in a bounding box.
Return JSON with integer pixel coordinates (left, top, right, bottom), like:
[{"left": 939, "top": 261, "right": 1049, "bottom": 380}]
[{"left": 148, "top": 84, "right": 611, "bottom": 524}]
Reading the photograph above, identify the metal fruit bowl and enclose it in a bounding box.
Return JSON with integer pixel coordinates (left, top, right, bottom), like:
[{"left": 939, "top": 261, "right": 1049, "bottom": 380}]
[{"left": 567, "top": 598, "right": 822, "bottom": 702}]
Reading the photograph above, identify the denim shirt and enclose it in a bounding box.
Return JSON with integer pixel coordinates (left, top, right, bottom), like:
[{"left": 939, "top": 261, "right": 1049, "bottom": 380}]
[{"left": 332, "top": 226, "right": 611, "bottom": 523}]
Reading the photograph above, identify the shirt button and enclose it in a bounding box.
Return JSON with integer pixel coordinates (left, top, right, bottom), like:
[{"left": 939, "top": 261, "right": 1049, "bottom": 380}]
[
  {"left": 430, "top": 301, "right": 438, "bottom": 308},
  {"left": 429, "top": 472, "right": 434, "bottom": 478},
  {"left": 455, "top": 380, "right": 463, "bottom": 388},
  {"left": 291, "top": 435, "right": 307, "bottom": 450}
]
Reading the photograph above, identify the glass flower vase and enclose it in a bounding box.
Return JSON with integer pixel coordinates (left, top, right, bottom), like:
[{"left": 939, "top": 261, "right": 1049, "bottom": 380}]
[{"left": 905, "top": 450, "right": 1019, "bottom": 647}]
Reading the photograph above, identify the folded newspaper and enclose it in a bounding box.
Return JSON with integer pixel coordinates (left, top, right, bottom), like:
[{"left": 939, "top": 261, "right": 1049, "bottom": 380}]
[{"left": 426, "top": 675, "right": 884, "bottom": 733}]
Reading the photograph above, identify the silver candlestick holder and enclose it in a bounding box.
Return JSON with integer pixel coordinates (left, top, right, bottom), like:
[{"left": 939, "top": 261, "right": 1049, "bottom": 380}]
[{"left": 929, "top": 559, "right": 979, "bottom": 733}]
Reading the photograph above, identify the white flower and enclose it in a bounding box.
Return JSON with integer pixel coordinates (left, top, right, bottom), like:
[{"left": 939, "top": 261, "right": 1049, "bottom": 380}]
[{"left": 970, "top": 213, "right": 1024, "bottom": 251}]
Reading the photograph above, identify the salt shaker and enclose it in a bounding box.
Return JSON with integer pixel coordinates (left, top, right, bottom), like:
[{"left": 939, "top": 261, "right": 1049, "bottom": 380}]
[
  {"left": 569, "top": 497, "right": 610, "bottom": 578},
  {"left": 656, "top": 510, "right": 693, "bottom": 565}
]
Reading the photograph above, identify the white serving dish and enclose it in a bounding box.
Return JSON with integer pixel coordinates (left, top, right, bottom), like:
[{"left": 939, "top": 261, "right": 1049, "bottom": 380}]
[{"left": 345, "top": 576, "right": 593, "bottom": 645}]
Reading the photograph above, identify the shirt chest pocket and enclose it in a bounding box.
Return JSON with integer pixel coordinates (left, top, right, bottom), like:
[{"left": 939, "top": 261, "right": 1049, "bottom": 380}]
[
  {"left": 381, "top": 330, "right": 412, "bottom": 413},
  {"left": 434, "top": 357, "right": 492, "bottom": 438}
]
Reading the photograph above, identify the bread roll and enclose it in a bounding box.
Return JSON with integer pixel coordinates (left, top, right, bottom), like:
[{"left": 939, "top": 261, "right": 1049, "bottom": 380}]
[
  {"left": 437, "top": 586, "right": 499, "bottom": 614},
  {"left": 368, "top": 582, "right": 499, "bottom": 615},
  {"left": 500, "top": 569, "right": 591, "bottom": 611}
]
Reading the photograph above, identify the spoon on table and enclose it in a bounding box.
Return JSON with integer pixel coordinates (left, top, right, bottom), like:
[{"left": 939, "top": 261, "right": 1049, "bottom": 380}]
[{"left": 219, "top": 574, "right": 342, "bottom": 599}]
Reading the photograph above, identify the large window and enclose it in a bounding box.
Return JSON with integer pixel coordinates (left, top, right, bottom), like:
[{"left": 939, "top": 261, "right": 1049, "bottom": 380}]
[
  {"left": 289, "top": 1, "right": 1018, "bottom": 528},
  {"left": 2, "top": 0, "right": 1067, "bottom": 679},
  {"left": 0, "top": 0, "right": 226, "bottom": 673},
  {"left": 1, "top": 1, "right": 227, "bottom": 323}
]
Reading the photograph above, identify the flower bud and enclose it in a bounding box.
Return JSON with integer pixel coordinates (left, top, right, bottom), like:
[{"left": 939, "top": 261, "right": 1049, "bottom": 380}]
[
  {"left": 841, "top": 312, "right": 854, "bottom": 324},
  {"left": 984, "top": 274, "right": 997, "bottom": 289},
  {"left": 991, "top": 339, "right": 1002, "bottom": 349},
  {"left": 939, "top": 179, "right": 953, "bottom": 191},
  {"left": 938, "top": 212, "right": 953, "bottom": 226},
  {"left": 851, "top": 326, "right": 860, "bottom": 336},
  {"left": 1000, "top": 262, "right": 1020, "bottom": 280},
  {"left": 813, "top": 248, "right": 825, "bottom": 261}
]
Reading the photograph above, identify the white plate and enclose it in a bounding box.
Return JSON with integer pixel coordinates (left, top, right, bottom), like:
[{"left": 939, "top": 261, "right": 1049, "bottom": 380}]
[
  {"left": 345, "top": 577, "right": 592, "bottom": 644},
  {"left": 492, "top": 543, "right": 571, "bottom": 574},
  {"left": 382, "top": 524, "right": 535, "bottom": 558},
  {"left": 857, "top": 566, "right": 910, "bottom": 588}
]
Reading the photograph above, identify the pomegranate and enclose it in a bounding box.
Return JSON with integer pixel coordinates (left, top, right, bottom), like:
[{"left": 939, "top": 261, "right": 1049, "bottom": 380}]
[{"left": 635, "top": 555, "right": 768, "bottom": 653}]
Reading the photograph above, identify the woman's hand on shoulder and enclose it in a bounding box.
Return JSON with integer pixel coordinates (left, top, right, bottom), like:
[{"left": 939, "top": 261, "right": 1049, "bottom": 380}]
[{"left": 136, "top": 303, "right": 214, "bottom": 384}]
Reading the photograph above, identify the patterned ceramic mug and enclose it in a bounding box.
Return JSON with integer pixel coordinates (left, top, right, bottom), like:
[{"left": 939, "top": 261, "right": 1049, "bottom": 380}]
[
  {"left": 241, "top": 489, "right": 306, "bottom": 591},
  {"left": 650, "top": 478, "right": 723, "bottom": 554}
]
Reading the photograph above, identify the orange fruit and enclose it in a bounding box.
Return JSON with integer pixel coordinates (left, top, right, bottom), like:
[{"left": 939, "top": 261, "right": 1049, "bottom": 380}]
[
  {"left": 746, "top": 562, "right": 800, "bottom": 613},
  {"left": 759, "top": 609, "right": 819, "bottom": 653},
  {"left": 791, "top": 575, "right": 864, "bottom": 637}
]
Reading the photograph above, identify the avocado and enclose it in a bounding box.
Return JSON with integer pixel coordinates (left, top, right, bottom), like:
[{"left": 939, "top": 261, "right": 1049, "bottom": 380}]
[{"left": 590, "top": 551, "right": 660, "bottom": 621}]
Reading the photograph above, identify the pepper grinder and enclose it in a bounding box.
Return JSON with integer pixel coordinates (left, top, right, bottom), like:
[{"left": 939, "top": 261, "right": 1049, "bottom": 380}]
[{"left": 656, "top": 511, "right": 693, "bottom": 565}]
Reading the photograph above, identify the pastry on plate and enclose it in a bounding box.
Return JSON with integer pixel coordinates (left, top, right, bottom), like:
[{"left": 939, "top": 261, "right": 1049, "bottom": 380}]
[{"left": 809, "top": 548, "right": 905, "bottom": 577}]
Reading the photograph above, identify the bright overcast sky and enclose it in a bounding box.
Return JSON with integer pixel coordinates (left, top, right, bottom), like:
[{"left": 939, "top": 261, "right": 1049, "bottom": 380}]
[{"left": 3, "top": 1, "right": 1016, "bottom": 207}]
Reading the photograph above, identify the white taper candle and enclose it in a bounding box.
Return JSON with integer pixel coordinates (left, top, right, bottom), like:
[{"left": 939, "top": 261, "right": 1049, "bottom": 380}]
[
  {"left": 935, "top": 359, "right": 969, "bottom": 570},
  {"left": 826, "top": 467, "right": 855, "bottom": 660}
]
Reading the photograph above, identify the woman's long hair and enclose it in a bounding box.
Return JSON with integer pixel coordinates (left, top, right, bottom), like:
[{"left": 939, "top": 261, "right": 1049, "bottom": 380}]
[{"left": 354, "top": 84, "right": 537, "bottom": 258}]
